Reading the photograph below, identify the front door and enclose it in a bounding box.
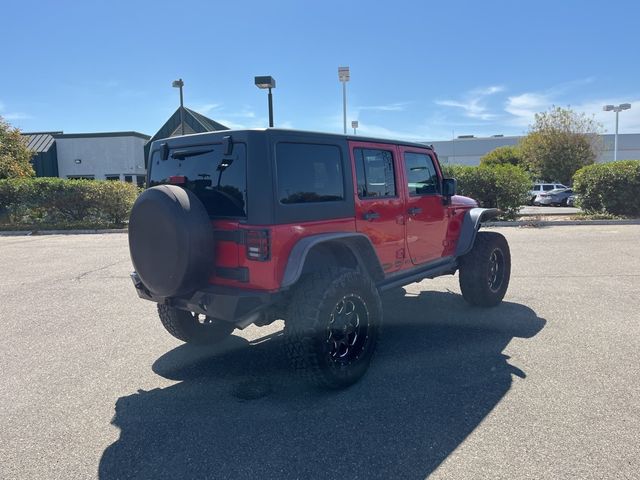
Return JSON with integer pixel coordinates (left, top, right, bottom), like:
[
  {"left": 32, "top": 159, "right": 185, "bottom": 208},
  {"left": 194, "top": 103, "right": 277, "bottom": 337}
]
[
  {"left": 399, "top": 147, "right": 449, "bottom": 265},
  {"left": 350, "top": 142, "right": 406, "bottom": 273}
]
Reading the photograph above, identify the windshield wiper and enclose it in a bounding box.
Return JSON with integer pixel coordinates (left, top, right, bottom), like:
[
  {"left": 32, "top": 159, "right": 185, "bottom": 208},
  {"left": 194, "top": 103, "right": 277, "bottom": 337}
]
[{"left": 171, "top": 148, "right": 213, "bottom": 160}]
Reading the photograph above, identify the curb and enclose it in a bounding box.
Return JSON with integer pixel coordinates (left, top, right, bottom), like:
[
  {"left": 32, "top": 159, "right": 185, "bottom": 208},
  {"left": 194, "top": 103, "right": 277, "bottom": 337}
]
[
  {"left": 0, "top": 228, "right": 128, "bottom": 236},
  {"left": 485, "top": 219, "right": 640, "bottom": 227},
  {"left": 2, "top": 220, "right": 639, "bottom": 236}
]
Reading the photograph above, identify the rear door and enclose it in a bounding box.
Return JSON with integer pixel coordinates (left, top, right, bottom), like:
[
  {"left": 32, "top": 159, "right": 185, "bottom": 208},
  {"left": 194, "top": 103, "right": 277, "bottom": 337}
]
[
  {"left": 399, "top": 146, "right": 449, "bottom": 265},
  {"left": 148, "top": 142, "right": 248, "bottom": 276},
  {"left": 349, "top": 141, "right": 406, "bottom": 273}
]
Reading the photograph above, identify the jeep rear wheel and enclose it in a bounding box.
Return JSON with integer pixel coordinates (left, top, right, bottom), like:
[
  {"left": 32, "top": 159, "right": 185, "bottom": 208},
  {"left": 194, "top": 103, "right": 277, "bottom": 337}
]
[
  {"left": 284, "top": 268, "right": 382, "bottom": 389},
  {"left": 458, "top": 231, "right": 511, "bottom": 307},
  {"left": 157, "top": 304, "right": 235, "bottom": 345}
]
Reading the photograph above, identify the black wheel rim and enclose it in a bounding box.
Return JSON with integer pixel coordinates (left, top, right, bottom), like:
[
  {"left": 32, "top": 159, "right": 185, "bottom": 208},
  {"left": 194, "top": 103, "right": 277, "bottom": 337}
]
[
  {"left": 326, "top": 294, "right": 370, "bottom": 366},
  {"left": 488, "top": 248, "right": 505, "bottom": 292}
]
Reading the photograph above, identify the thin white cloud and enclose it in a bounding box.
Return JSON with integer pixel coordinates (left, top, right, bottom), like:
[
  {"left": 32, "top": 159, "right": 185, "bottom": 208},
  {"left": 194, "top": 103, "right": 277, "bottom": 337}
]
[
  {"left": 0, "top": 101, "right": 32, "bottom": 121},
  {"left": 471, "top": 85, "right": 505, "bottom": 96},
  {"left": 357, "top": 102, "right": 410, "bottom": 112},
  {"left": 355, "top": 122, "right": 427, "bottom": 141},
  {"left": 324, "top": 112, "right": 426, "bottom": 140},
  {"left": 193, "top": 103, "right": 257, "bottom": 121},
  {"left": 214, "top": 114, "right": 270, "bottom": 130},
  {"left": 195, "top": 103, "right": 222, "bottom": 114},
  {"left": 215, "top": 118, "right": 250, "bottom": 130},
  {"left": 504, "top": 92, "right": 551, "bottom": 126},
  {"left": 503, "top": 77, "right": 597, "bottom": 128},
  {"left": 436, "top": 85, "right": 503, "bottom": 121},
  {"left": 3, "top": 112, "right": 32, "bottom": 120}
]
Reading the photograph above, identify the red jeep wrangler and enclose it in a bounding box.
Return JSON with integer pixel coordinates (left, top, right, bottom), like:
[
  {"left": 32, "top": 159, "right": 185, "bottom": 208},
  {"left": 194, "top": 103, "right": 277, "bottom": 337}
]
[{"left": 128, "top": 129, "right": 510, "bottom": 388}]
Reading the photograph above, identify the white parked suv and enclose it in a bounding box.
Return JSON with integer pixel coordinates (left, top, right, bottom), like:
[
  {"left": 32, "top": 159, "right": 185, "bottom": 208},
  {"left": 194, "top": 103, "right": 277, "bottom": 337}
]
[{"left": 529, "top": 183, "right": 567, "bottom": 205}]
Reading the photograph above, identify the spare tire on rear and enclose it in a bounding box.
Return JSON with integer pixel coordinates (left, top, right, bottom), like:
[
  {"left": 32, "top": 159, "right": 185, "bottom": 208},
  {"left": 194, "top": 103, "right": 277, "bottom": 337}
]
[{"left": 128, "top": 185, "right": 214, "bottom": 297}]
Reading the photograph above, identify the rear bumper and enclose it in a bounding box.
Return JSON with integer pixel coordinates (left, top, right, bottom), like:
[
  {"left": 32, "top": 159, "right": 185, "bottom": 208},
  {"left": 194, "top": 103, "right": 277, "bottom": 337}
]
[{"left": 130, "top": 272, "right": 278, "bottom": 328}]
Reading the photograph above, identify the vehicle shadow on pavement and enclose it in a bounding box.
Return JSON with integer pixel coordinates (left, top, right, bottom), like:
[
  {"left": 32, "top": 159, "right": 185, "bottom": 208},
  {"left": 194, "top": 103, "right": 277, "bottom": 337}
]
[{"left": 99, "top": 290, "right": 545, "bottom": 480}]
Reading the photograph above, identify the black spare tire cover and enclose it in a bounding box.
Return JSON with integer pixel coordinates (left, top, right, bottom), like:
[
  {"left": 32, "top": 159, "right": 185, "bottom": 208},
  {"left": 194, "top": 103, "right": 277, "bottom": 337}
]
[{"left": 128, "top": 185, "right": 214, "bottom": 297}]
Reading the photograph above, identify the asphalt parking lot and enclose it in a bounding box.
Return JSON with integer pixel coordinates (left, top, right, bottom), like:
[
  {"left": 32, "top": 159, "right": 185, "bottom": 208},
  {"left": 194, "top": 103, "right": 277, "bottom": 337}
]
[{"left": 1, "top": 226, "right": 639, "bottom": 480}]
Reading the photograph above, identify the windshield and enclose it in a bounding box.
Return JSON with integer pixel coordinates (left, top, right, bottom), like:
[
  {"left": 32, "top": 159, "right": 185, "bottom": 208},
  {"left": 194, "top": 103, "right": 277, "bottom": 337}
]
[{"left": 149, "top": 142, "right": 247, "bottom": 218}]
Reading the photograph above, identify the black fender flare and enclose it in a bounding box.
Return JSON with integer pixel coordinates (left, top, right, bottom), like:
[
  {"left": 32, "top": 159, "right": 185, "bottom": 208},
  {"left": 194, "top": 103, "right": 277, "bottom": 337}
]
[
  {"left": 281, "top": 233, "right": 384, "bottom": 289},
  {"left": 454, "top": 208, "right": 500, "bottom": 257}
]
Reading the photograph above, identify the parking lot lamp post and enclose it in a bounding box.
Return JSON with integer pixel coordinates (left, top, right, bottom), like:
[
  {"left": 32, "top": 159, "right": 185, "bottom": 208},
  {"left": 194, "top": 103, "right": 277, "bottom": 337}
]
[
  {"left": 603, "top": 103, "right": 632, "bottom": 161},
  {"left": 338, "top": 67, "right": 350, "bottom": 134},
  {"left": 254, "top": 76, "right": 276, "bottom": 127},
  {"left": 172, "top": 78, "right": 185, "bottom": 135}
]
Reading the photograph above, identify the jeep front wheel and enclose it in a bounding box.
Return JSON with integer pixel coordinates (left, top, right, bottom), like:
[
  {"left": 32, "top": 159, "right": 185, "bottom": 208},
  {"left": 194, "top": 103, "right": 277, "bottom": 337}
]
[
  {"left": 157, "top": 304, "right": 235, "bottom": 345},
  {"left": 284, "top": 269, "right": 382, "bottom": 389},
  {"left": 458, "top": 231, "right": 511, "bottom": 307}
]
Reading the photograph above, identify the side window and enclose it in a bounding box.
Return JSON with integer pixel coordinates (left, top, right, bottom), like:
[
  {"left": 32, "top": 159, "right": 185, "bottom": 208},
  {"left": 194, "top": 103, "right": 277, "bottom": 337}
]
[
  {"left": 276, "top": 143, "right": 344, "bottom": 204},
  {"left": 404, "top": 152, "right": 440, "bottom": 195},
  {"left": 543, "top": 184, "right": 554, "bottom": 191},
  {"left": 354, "top": 148, "right": 396, "bottom": 198}
]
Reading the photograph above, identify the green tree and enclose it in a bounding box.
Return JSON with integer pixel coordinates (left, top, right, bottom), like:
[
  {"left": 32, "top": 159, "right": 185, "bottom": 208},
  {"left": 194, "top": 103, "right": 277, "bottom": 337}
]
[
  {"left": 519, "top": 106, "right": 601, "bottom": 184},
  {"left": 0, "top": 117, "right": 35, "bottom": 179},
  {"left": 480, "top": 145, "right": 523, "bottom": 167}
]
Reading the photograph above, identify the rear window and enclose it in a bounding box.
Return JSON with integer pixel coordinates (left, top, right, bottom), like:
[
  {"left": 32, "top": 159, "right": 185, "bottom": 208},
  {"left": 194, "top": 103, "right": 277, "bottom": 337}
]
[
  {"left": 355, "top": 148, "right": 396, "bottom": 198},
  {"left": 149, "top": 143, "right": 247, "bottom": 218},
  {"left": 276, "top": 143, "right": 344, "bottom": 204}
]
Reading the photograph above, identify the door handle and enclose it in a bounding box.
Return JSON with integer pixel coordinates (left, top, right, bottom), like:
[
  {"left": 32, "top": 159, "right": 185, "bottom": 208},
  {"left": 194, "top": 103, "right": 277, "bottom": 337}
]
[
  {"left": 408, "top": 207, "right": 422, "bottom": 215},
  {"left": 363, "top": 211, "right": 380, "bottom": 221}
]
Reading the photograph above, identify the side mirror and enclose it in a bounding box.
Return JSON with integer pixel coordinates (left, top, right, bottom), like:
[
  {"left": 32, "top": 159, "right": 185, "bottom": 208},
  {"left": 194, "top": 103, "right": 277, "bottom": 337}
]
[{"left": 442, "top": 178, "right": 457, "bottom": 197}]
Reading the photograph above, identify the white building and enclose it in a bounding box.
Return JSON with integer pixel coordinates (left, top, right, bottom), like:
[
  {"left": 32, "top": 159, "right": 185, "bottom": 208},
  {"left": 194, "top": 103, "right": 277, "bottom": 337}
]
[
  {"left": 427, "top": 133, "right": 640, "bottom": 166},
  {"left": 55, "top": 131, "right": 150, "bottom": 185}
]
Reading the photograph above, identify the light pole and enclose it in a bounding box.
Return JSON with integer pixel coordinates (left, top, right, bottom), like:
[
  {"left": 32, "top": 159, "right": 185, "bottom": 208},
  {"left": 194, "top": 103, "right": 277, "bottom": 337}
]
[
  {"left": 351, "top": 120, "right": 358, "bottom": 135},
  {"left": 603, "top": 103, "right": 631, "bottom": 161},
  {"left": 172, "top": 78, "right": 185, "bottom": 135},
  {"left": 338, "top": 67, "right": 350, "bottom": 134},
  {"left": 255, "top": 76, "right": 276, "bottom": 127}
]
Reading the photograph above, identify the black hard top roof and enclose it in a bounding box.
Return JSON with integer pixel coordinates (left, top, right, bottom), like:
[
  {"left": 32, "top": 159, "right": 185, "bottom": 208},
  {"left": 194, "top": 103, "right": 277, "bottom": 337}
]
[{"left": 153, "top": 127, "right": 433, "bottom": 151}]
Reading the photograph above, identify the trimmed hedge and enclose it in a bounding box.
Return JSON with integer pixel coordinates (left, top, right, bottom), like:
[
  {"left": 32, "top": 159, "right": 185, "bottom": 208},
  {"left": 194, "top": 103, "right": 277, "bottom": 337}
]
[
  {"left": 442, "top": 164, "right": 531, "bottom": 219},
  {"left": 572, "top": 160, "right": 640, "bottom": 216},
  {"left": 0, "top": 177, "right": 140, "bottom": 228}
]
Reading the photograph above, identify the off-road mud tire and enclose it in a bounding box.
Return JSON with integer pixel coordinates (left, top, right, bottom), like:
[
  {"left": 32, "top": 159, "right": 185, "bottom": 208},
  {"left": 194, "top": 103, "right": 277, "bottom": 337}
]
[
  {"left": 157, "top": 304, "right": 235, "bottom": 345},
  {"left": 459, "top": 231, "right": 511, "bottom": 307},
  {"left": 284, "top": 268, "right": 382, "bottom": 389}
]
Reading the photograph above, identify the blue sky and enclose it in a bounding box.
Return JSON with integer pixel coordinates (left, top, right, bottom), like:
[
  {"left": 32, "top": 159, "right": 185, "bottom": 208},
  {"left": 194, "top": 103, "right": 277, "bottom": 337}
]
[{"left": 2, "top": 0, "right": 639, "bottom": 140}]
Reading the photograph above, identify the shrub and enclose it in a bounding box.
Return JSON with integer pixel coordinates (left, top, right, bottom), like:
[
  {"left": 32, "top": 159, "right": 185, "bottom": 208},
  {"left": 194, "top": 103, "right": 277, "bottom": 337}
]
[
  {"left": 573, "top": 160, "right": 640, "bottom": 216},
  {"left": 480, "top": 145, "right": 523, "bottom": 167},
  {"left": 442, "top": 164, "right": 531, "bottom": 219},
  {"left": 0, "top": 177, "right": 140, "bottom": 227}
]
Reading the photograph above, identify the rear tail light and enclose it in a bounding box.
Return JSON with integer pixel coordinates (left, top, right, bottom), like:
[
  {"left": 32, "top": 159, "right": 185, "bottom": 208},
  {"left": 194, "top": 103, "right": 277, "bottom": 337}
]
[
  {"left": 246, "top": 229, "right": 270, "bottom": 261},
  {"left": 168, "top": 175, "right": 186, "bottom": 185}
]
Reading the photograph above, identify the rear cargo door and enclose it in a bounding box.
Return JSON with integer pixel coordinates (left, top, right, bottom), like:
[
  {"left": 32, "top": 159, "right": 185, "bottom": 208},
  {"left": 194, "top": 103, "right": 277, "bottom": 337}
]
[{"left": 148, "top": 141, "right": 248, "bottom": 275}]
